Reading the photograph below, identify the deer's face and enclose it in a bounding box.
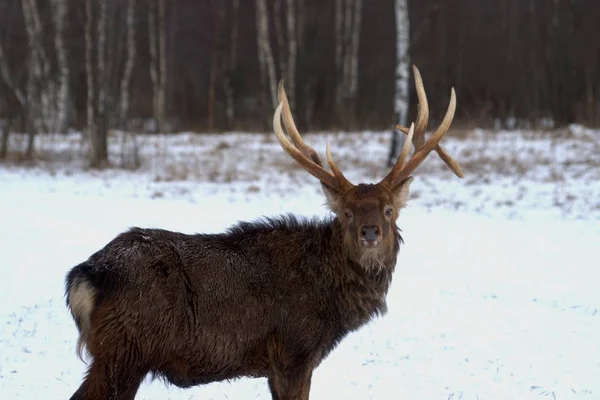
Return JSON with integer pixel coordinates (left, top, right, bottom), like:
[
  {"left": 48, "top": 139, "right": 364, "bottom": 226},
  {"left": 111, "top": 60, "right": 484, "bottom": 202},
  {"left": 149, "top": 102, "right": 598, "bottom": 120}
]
[{"left": 327, "top": 180, "right": 412, "bottom": 253}]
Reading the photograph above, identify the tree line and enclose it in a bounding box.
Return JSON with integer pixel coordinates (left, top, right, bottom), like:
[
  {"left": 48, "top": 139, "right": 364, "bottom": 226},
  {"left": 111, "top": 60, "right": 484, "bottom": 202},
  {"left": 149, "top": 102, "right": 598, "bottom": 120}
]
[{"left": 0, "top": 0, "right": 598, "bottom": 165}]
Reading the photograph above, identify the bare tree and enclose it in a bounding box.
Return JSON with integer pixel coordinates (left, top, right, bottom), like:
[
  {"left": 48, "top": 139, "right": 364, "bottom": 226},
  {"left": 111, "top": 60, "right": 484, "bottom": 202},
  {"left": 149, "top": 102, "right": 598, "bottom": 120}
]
[
  {"left": 158, "top": 0, "right": 167, "bottom": 131},
  {"left": 50, "top": 0, "right": 69, "bottom": 133},
  {"left": 348, "top": 0, "right": 362, "bottom": 104},
  {"left": 119, "top": 0, "right": 140, "bottom": 168},
  {"left": 86, "top": 0, "right": 109, "bottom": 167},
  {"left": 274, "top": 0, "right": 286, "bottom": 78},
  {"left": 335, "top": 0, "right": 362, "bottom": 127},
  {"left": 85, "top": 0, "right": 96, "bottom": 164},
  {"left": 0, "top": 119, "right": 11, "bottom": 160},
  {"left": 224, "top": 0, "right": 240, "bottom": 129},
  {"left": 148, "top": 0, "right": 163, "bottom": 132},
  {"left": 334, "top": 0, "right": 345, "bottom": 120},
  {"left": 21, "top": 0, "right": 46, "bottom": 157},
  {"left": 97, "top": 0, "right": 107, "bottom": 131},
  {"left": 208, "top": 0, "right": 224, "bottom": 131},
  {"left": 388, "top": 0, "right": 410, "bottom": 167},
  {"left": 120, "top": 0, "right": 136, "bottom": 126},
  {"left": 256, "top": 0, "right": 278, "bottom": 110},
  {"left": 0, "top": 39, "right": 25, "bottom": 159},
  {"left": 286, "top": 0, "right": 297, "bottom": 111}
]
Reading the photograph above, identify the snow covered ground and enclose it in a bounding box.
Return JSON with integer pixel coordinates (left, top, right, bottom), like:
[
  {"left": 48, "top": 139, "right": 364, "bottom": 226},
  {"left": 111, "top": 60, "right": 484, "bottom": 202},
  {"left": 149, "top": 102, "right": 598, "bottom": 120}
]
[{"left": 1, "top": 127, "right": 599, "bottom": 399}]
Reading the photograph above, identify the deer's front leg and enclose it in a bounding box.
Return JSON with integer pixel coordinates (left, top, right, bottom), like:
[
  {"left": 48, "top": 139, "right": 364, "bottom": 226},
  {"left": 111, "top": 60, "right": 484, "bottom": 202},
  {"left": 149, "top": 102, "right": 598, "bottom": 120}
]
[{"left": 268, "top": 369, "right": 313, "bottom": 400}]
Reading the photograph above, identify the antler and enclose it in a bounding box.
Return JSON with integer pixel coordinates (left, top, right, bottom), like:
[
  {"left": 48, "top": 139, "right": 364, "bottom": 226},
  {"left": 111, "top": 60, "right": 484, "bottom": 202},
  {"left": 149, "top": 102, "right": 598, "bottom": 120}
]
[
  {"left": 274, "top": 81, "right": 353, "bottom": 192},
  {"left": 395, "top": 65, "right": 464, "bottom": 179},
  {"left": 380, "top": 65, "right": 461, "bottom": 188}
]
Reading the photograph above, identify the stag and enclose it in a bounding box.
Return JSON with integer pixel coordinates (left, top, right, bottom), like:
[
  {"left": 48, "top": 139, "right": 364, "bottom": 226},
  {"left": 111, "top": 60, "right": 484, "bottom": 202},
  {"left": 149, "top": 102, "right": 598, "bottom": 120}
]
[{"left": 65, "top": 66, "right": 463, "bottom": 400}]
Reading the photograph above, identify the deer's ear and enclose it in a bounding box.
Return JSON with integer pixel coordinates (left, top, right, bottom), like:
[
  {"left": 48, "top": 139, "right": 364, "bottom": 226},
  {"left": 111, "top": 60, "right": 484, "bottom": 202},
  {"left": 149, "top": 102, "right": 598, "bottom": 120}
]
[
  {"left": 321, "top": 182, "right": 344, "bottom": 213},
  {"left": 391, "top": 177, "right": 413, "bottom": 210}
]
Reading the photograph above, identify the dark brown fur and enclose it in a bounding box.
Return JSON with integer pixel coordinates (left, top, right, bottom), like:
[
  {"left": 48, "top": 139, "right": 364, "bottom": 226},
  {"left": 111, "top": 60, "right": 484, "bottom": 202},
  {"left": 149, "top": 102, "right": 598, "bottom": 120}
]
[{"left": 66, "top": 179, "right": 413, "bottom": 400}]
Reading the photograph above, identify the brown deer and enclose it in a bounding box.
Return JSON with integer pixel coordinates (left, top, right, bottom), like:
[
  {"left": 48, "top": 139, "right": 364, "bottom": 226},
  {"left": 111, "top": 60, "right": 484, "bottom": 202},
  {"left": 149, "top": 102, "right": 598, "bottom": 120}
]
[{"left": 65, "top": 66, "right": 463, "bottom": 400}]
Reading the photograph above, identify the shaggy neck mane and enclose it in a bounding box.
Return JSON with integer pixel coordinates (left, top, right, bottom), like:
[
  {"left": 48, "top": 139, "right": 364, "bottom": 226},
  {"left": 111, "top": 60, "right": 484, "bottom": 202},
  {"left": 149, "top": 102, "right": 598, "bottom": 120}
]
[{"left": 226, "top": 214, "right": 403, "bottom": 272}]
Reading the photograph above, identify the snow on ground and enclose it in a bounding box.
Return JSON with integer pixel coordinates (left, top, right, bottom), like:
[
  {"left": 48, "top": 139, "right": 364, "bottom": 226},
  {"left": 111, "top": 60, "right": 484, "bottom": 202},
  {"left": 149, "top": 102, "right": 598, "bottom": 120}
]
[{"left": 0, "top": 127, "right": 599, "bottom": 399}]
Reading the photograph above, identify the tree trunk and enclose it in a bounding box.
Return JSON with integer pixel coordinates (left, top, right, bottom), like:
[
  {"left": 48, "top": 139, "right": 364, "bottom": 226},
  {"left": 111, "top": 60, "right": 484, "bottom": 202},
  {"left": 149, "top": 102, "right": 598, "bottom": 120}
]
[
  {"left": 224, "top": 0, "right": 240, "bottom": 129},
  {"left": 29, "top": 0, "right": 56, "bottom": 133},
  {"left": 97, "top": 0, "right": 107, "bottom": 118},
  {"left": 0, "top": 118, "right": 12, "bottom": 160},
  {"left": 21, "top": 0, "right": 43, "bottom": 157},
  {"left": 336, "top": 0, "right": 357, "bottom": 126},
  {"left": 348, "top": 0, "right": 362, "bottom": 102},
  {"left": 274, "top": 0, "right": 286, "bottom": 79},
  {"left": 148, "top": 0, "right": 159, "bottom": 132},
  {"left": 50, "top": 0, "right": 69, "bottom": 132},
  {"left": 256, "top": 0, "right": 278, "bottom": 110},
  {"left": 334, "top": 0, "right": 345, "bottom": 119},
  {"left": 388, "top": 0, "right": 410, "bottom": 166},
  {"left": 342, "top": 0, "right": 354, "bottom": 103},
  {"left": 120, "top": 0, "right": 136, "bottom": 127},
  {"left": 208, "top": 1, "right": 224, "bottom": 131},
  {"left": 158, "top": 0, "right": 167, "bottom": 131},
  {"left": 297, "top": 0, "right": 306, "bottom": 52},
  {"left": 86, "top": 0, "right": 108, "bottom": 167},
  {"left": 286, "top": 0, "right": 297, "bottom": 111},
  {"left": 0, "top": 41, "right": 25, "bottom": 106}
]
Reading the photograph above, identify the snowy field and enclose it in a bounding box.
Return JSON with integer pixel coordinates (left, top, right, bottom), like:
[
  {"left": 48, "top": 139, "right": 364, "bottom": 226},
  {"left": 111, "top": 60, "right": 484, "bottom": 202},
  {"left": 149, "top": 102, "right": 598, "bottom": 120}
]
[{"left": 1, "top": 126, "right": 599, "bottom": 399}]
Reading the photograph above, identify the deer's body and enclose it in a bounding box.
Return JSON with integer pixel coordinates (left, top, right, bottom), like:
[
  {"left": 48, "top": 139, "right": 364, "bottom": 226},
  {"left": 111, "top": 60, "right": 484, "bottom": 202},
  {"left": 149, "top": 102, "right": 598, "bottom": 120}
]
[
  {"left": 67, "top": 215, "right": 398, "bottom": 397},
  {"left": 66, "top": 66, "right": 463, "bottom": 399}
]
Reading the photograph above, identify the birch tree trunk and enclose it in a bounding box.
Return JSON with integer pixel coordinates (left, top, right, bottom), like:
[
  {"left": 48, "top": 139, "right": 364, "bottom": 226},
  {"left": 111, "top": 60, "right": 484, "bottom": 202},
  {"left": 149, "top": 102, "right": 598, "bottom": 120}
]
[
  {"left": 50, "top": 0, "right": 69, "bottom": 132},
  {"left": 256, "top": 0, "right": 278, "bottom": 110},
  {"left": 21, "top": 0, "right": 44, "bottom": 157},
  {"left": 286, "top": 0, "right": 297, "bottom": 111},
  {"left": 29, "top": 0, "right": 57, "bottom": 133},
  {"left": 224, "top": 0, "right": 240, "bottom": 129},
  {"left": 387, "top": 0, "right": 410, "bottom": 167}
]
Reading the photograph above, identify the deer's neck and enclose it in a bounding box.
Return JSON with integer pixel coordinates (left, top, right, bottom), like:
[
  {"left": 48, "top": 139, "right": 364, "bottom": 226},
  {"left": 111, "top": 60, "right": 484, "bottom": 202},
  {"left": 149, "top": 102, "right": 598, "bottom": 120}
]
[{"left": 329, "top": 219, "right": 400, "bottom": 331}]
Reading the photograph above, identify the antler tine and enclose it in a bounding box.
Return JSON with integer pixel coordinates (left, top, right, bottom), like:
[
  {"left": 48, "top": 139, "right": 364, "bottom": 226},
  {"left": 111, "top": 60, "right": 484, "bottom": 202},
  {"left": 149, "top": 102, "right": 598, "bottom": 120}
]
[
  {"left": 396, "top": 124, "right": 464, "bottom": 178},
  {"left": 278, "top": 82, "right": 322, "bottom": 165},
  {"left": 273, "top": 93, "right": 348, "bottom": 191},
  {"left": 277, "top": 81, "right": 353, "bottom": 189},
  {"left": 382, "top": 86, "right": 457, "bottom": 187},
  {"left": 396, "top": 122, "right": 415, "bottom": 167},
  {"left": 412, "top": 65, "right": 429, "bottom": 149}
]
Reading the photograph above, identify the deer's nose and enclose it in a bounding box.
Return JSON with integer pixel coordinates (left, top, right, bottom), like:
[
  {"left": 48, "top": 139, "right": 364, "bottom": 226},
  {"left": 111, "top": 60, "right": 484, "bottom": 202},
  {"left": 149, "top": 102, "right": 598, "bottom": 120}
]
[{"left": 360, "top": 226, "right": 379, "bottom": 241}]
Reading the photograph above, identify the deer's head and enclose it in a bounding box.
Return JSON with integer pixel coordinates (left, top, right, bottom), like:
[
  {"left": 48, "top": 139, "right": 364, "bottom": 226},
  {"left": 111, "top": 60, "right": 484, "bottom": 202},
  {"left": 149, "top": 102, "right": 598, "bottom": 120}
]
[{"left": 273, "top": 66, "right": 463, "bottom": 269}]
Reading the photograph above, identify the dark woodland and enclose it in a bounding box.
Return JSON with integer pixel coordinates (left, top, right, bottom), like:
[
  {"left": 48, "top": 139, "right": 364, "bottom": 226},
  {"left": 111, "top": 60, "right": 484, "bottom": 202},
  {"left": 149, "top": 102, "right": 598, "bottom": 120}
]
[{"left": 0, "top": 0, "right": 598, "bottom": 136}]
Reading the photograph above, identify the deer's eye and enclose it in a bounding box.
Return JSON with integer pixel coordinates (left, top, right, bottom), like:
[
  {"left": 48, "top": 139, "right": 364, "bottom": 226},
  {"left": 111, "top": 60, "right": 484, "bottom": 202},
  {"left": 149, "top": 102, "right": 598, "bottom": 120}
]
[
  {"left": 384, "top": 207, "right": 393, "bottom": 217},
  {"left": 344, "top": 210, "right": 353, "bottom": 219}
]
